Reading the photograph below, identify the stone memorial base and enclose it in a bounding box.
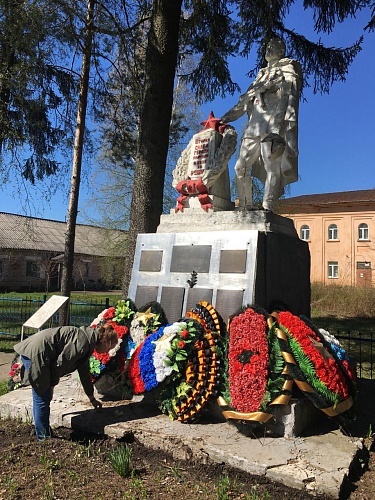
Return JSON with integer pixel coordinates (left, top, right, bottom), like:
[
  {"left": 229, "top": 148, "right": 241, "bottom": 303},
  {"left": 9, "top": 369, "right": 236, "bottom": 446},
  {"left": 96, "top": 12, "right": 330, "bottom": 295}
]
[
  {"left": 161, "top": 208, "right": 298, "bottom": 237},
  {"left": 128, "top": 209, "right": 310, "bottom": 322},
  {"left": 94, "top": 373, "right": 127, "bottom": 400},
  {"left": 217, "top": 398, "right": 323, "bottom": 438},
  {"left": 127, "top": 209, "right": 311, "bottom": 436}
]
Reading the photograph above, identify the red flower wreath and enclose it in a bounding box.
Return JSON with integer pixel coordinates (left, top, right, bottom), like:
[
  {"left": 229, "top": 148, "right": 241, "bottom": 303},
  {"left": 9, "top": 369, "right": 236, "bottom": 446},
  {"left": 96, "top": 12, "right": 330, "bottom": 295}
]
[
  {"left": 90, "top": 321, "right": 128, "bottom": 367},
  {"left": 228, "top": 308, "right": 269, "bottom": 413},
  {"left": 103, "top": 307, "right": 116, "bottom": 320},
  {"left": 277, "top": 311, "right": 349, "bottom": 400},
  {"left": 91, "top": 350, "right": 111, "bottom": 365}
]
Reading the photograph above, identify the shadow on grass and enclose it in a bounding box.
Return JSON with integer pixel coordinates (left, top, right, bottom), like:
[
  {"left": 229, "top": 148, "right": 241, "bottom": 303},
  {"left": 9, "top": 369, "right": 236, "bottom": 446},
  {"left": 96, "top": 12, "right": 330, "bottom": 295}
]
[{"left": 341, "top": 378, "right": 375, "bottom": 438}]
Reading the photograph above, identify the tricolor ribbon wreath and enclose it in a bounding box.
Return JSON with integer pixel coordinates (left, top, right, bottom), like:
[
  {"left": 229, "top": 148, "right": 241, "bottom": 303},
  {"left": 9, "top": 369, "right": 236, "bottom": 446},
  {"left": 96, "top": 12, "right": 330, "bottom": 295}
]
[{"left": 127, "top": 301, "right": 226, "bottom": 423}]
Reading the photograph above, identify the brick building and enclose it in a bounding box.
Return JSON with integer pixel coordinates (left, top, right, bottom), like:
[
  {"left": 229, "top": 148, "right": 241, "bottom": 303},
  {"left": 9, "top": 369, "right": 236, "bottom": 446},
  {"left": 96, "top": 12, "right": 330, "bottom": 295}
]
[
  {"left": 278, "top": 189, "right": 375, "bottom": 287},
  {"left": 0, "top": 213, "right": 126, "bottom": 292}
]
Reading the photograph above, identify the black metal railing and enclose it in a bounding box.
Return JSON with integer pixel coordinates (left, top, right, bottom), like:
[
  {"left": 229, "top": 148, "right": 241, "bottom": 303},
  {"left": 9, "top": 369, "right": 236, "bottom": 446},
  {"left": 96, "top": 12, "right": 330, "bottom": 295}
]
[
  {"left": 0, "top": 296, "right": 374, "bottom": 379},
  {"left": 0, "top": 296, "right": 112, "bottom": 338},
  {"left": 335, "top": 330, "right": 375, "bottom": 379}
]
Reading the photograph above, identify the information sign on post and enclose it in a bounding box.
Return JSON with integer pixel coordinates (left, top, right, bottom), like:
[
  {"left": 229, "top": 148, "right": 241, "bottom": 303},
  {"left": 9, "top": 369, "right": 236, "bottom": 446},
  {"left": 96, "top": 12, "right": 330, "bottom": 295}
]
[{"left": 21, "top": 295, "right": 70, "bottom": 341}]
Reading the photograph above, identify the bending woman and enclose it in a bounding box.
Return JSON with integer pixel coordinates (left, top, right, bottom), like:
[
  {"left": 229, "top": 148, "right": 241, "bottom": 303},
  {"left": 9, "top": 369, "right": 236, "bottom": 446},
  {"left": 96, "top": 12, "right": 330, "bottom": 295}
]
[{"left": 14, "top": 323, "right": 118, "bottom": 440}]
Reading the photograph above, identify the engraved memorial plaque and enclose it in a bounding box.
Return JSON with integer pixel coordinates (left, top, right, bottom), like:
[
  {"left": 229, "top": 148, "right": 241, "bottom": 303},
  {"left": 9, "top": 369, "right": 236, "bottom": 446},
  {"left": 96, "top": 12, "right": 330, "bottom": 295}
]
[
  {"left": 186, "top": 288, "right": 213, "bottom": 313},
  {"left": 139, "top": 250, "right": 163, "bottom": 272},
  {"left": 170, "top": 245, "right": 212, "bottom": 273},
  {"left": 134, "top": 286, "right": 158, "bottom": 308},
  {"left": 188, "top": 128, "right": 221, "bottom": 179},
  {"left": 219, "top": 250, "right": 247, "bottom": 274},
  {"left": 160, "top": 287, "right": 185, "bottom": 323},
  {"left": 215, "top": 289, "right": 244, "bottom": 322}
]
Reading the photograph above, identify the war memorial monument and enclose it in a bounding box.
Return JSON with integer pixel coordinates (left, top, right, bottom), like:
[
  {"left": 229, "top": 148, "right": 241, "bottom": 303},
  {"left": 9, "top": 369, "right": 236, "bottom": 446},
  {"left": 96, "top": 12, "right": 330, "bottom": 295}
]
[
  {"left": 128, "top": 38, "right": 310, "bottom": 324},
  {"left": 0, "top": 40, "right": 360, "bottom": 497}
]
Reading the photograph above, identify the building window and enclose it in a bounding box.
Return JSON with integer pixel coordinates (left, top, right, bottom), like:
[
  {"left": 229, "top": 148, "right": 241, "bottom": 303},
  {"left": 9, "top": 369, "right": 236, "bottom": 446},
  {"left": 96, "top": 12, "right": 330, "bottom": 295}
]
[
  {"left": 26, "top": 260, "right": 40, "bottom": 278},
  {"left": 328, "top": 261, "right": 339, "bottom": 279},
  {"left": 358, "top": 223, "right": 369, "bottom": 241},
  {"left": 328, "top": 224, "right": 338, "bottom": 240},
  {"left": 300, "top": 225, "right": 310, "bottom": 241},
  {"left": 357, "top": 261, "right": 371, "bottom": 269}
]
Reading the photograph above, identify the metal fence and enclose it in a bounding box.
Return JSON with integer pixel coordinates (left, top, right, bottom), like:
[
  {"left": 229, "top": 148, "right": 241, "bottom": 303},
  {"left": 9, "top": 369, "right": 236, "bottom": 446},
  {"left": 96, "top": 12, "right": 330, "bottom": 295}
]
[
  {"left": 335, "top": 330, "right": 375, "bottom": 379},
  {"left": 0, "top": 295, "right": 112, "bottom": 338},
  {"left": 0, "top": 296, "right": 374, "bottom": 379}
]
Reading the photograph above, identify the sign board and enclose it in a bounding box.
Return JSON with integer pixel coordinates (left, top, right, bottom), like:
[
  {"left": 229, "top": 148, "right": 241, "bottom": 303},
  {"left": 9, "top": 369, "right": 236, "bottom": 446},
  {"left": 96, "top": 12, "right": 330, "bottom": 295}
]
[{"left": 21, "top": 295, "right": 69, "bottom": 340}]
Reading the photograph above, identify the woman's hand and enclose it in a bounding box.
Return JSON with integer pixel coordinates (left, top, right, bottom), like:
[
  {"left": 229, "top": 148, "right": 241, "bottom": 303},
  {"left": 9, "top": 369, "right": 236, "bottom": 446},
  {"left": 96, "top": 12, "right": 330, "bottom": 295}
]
[{"left": 89, "top": 397, "right": 102, "bottom": 410}]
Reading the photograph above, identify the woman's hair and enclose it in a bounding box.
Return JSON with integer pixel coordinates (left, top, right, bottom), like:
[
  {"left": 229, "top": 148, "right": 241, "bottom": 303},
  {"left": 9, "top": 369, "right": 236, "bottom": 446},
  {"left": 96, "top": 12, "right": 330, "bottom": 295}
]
[{"left": 97, "top": 323, "right": 118, "bottom": 345}]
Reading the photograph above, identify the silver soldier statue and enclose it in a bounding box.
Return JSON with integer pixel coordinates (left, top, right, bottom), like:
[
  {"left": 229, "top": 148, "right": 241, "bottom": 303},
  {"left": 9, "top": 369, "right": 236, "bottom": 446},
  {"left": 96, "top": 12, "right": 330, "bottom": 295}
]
[{"left": 221, "top": 38, "right": 302, "bottom": 211}]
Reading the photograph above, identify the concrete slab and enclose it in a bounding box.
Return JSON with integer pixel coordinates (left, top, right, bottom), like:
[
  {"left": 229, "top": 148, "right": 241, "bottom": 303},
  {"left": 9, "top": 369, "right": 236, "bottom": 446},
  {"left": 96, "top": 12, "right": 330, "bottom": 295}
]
[
  {"left": 158, "top": 210, "right": 298, "bottom": 238},
  {"left": 0, "top": 352, "right": 15, "bottom": 381},
  {"left": 0, "top": 371, "right": 365, "bottom": 499}
]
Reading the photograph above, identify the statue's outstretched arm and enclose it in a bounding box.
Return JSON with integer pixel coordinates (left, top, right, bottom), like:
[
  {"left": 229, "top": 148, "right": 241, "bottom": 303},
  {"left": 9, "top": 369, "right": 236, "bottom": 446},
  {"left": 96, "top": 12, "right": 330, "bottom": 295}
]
[{"left": 221, "top": 94, "right": 249, "bottom": 123}]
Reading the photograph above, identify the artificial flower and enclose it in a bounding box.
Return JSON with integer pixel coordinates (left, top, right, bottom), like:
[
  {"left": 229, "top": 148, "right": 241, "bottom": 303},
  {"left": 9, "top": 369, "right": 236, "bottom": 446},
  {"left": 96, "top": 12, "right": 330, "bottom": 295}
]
[
  {"left": 277, "top": 311, "right": 351, "bottom": 405},
  {"left": 89, "top": 299, "right": 136, "bottom": 383},
  {"left": 7, "top": 359, "right": 23, "bottom": 391},
  {"left": 228, "top": 308, "right": 269, "bottom": 413}
]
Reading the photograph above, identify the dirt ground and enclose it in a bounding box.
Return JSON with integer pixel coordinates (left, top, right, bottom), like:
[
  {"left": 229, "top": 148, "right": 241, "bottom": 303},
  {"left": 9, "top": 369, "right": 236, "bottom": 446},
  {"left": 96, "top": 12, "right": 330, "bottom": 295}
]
[
  {"left": 0, "top": 418, "right": 331, "bottom": 500},
  {"left": 346, "top": 439, "right": 375, "bottom": 500},
  {"left": 1, "top": 369, "right": 375, "bottom": 499},
  {"left": 0, "top": 418, "right": 374, "bottom": 500}
]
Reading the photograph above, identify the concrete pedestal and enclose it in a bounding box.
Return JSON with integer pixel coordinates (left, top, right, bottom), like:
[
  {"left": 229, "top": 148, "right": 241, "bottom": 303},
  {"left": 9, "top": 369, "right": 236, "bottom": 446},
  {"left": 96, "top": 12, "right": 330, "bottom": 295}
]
[
  {"left": 127, "top": 209, "right": 311, "bottom": 436},
  {"left": 128, "top": 210, "right": 310, "bottom": 322},
  {"left": 266, "top": 398, "right": 323, "bottom": 437}
]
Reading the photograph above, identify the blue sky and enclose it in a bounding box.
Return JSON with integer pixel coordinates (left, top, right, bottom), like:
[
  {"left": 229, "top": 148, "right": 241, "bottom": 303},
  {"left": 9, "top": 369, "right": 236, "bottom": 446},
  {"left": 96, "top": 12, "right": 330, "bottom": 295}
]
[{"left": 1, "top": 5, "right": 374, "bottom": 222}]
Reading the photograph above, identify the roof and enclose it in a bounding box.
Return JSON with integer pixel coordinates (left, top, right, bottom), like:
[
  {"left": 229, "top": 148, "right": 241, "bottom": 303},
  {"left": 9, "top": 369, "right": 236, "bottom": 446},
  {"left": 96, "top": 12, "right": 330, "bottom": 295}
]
[
  {"left": 0, "top": 213, "right": 126, "bottom": 257},
  {"left": 278, "top": 189, "right": 375, "bottom": 208}
]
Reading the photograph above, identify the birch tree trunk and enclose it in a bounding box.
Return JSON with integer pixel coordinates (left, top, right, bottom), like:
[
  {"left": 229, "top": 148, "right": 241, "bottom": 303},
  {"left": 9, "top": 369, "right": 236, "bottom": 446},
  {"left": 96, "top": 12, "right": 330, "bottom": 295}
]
[{"left": 59, "top": 0, "right": 95, "bottom": 324}]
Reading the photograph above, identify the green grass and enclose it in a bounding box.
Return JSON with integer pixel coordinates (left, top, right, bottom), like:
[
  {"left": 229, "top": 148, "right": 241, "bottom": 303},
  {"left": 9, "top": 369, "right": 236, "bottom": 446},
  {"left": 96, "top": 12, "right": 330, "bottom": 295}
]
[
  {"left": 0, "top": 380, "right": 8, "bottom": 396},
  {"left": 0, "top": 337, "right": 18, "bottom": 352},
  {"left": 310, "top": 283, "right": 375, "bottom": 336},
  {"left": 107, "top": 444, "right": 133, "bottom": 478}
]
